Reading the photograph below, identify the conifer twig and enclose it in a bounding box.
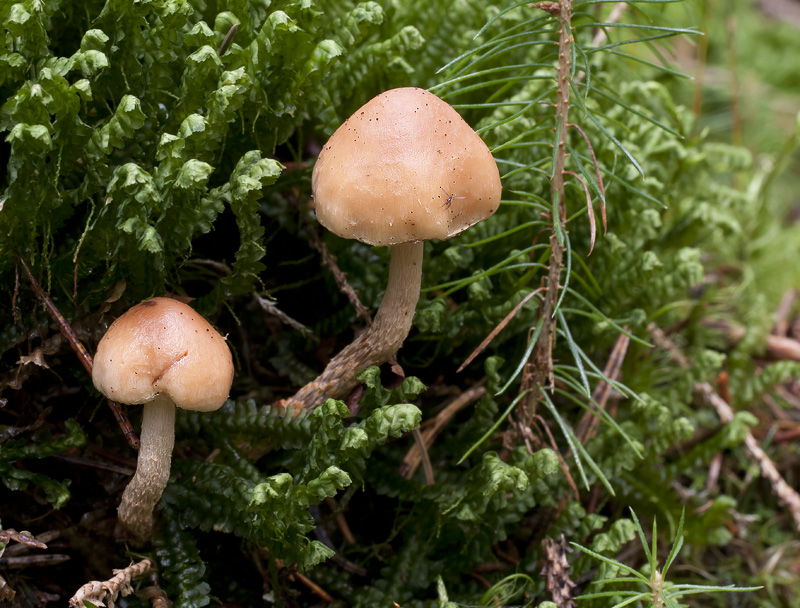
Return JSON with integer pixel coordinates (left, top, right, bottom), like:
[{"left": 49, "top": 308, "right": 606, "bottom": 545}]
[
  {"left": 517, "top": 0, "right": 573, "bottom": 430},
  {"left": 69, "top": 558, "right": 154, "bottom": 608}
]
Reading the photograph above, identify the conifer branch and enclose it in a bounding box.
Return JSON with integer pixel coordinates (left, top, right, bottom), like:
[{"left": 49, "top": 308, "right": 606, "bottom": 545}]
[{"left": 518, "top": 0, "right": 573, "bottom": 431}]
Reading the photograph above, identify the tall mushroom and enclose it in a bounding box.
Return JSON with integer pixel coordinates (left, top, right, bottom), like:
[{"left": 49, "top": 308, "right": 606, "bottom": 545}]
[
  {"left": 92, "top": 297, "right": 234, "bottom": 540},
  {"left": 282, "top": 87, "right": 502, "bottom": 413}
]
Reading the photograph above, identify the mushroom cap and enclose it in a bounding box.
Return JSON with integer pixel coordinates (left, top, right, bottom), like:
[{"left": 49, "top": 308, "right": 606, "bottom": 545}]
[
  {"left": 92, "top": 297, "right": 234, "bottom": 412},
  {"left": 311, "top": 87, "right": 502, "bottom": 246}
]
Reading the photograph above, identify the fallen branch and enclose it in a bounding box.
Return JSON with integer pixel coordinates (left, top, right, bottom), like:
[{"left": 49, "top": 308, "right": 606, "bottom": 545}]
[
  {"left": 649, "top": 323, "right": 800, "bottom": 533},
  {"left": 696, "top": 382, "right": 800, "bottom": 533}
]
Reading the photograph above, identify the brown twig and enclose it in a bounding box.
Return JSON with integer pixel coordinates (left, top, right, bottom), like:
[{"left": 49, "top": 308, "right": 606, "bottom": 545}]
[
  {"left": 575, "top": 332, "right": 630, "bottom": 442},
  {"left": 772, "top": 289, "right": 797, "bottom": 337},
  {"left": 52, "top": 453, "right": 135, "bottom": 476},
  {"left": 574, "top": 2, "right": 628, "bottom": 84},
  {"left": 532, "top": 415, "right": 580, "bottom": 501},
  {"left": 411, "top": 428, "right": 435, "bottom": 485},
  {"left": 306, "top": 225, "right": 372, "bottom": 326},
  {"left": 696, "top": 382, "right": 800, "bottom": 533},
  {"left": 218, "top": 23, "right": 238, "bottom": 56},
  {"left": 277, "top": 559, "right": 335, "bottom": 604},
  {"left": 591, "top": 2, "right": 628, "bottom": 48},
  {"left": 399, "top": 383, "right": 487, "bottom": 480},
  {"left": 707, "top": 318, "right": 800, "bottom": 361},
  {"left": 17, "top": 257, "right": 139, "bottom": 449},
  {"left": 0, "top": 554, "right": 70, "bottom": 567},
  {"left": 12, "top": 260, "right": 20, "bottom": 324},
  {"left": 324, "top": 497, "right": 356, "bottom": 546},
  {"left": 458, "top": 289, "right": 544, "bottom": 373},
  {"left": 140, "top": 569, "right": 170, "bottom": 608},
  {"left": 650, "top": 323, "right": 800, "bottom": 532},
  {"left": 0, "top": 575, "right": 14, "bottom": 602},
  {"left": 754, "top": 0, "right": 800, "bottom": 28},
  {"left": 648, "top": 322, "right": 690, "bottom": 367},
  {"left": 255, "top": 293, "right": 318, "bottom": 341}
]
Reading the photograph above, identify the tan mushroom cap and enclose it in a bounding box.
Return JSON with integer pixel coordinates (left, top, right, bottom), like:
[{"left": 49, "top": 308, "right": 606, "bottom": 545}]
[
  {"left": 311, "top": 87, "right": 502, "bottom": 246},
  {"left": 92, "top": 297, "right": 234, "bottom": 412}
]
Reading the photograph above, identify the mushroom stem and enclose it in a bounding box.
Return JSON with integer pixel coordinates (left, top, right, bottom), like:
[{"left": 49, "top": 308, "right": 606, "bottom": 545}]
[
  {"left": 118, "top": 394, "right": 175, "bottom": 540},
  {"left": 285, "top": 240, "right": 424, "bottom": 413}
]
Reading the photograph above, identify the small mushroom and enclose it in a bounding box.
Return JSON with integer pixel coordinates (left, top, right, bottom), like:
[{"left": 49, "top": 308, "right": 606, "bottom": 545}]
[
  {"left": 284, "top": 87, "right": 501, "bottom": 413},
  {"left": 92, "top": 297, "right": 234, "bottom": 540}
]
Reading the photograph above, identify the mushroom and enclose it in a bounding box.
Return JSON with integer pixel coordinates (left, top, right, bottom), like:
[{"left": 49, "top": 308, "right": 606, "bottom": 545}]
[
  {"left": 92, "top": 297, "right": 234, "bottom": 540},
  {"left": 283, "top": 87, "right": 501, "bottom": 413}
]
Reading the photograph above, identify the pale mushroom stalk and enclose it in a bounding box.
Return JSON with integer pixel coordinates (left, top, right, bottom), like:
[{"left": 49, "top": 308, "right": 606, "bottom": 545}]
[
  {"left": 117, "top": 394, "right": 175, "bottom": 540},
  {"left": 284, "top": 241, "right": 423, "bottom": 412}
]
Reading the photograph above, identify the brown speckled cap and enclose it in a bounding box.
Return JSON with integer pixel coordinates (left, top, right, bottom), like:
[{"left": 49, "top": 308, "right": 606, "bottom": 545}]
[
  {"left": 92, "top": 297, "right": 234, "bottom": 412},
  {"left": 311, "top": 87, "right": 502, "bottom": 246}
]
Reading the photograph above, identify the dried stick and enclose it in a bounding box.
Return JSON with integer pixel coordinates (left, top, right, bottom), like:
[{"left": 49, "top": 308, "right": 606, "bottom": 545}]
[
  {"left": 458, "top": 290, "right": 543, "bottom": 373},
  {"left": 17, "top": 257, "right": 139, "bottom": 449},
  {"left": 411, "top": 428, "right": 435, "bottom": 485},
  {"left": 324, "top": 497, "right": 356, "bottom": 545},
  {"left": 772, "top": 288, "right": 797, "bottom": 337},
  {"left": 136, "top": 571, "right": 170, "bottom": 608},
  {"left": 255, "top": 293, "right": 318, "bottom": 341},
  {"left": 276, "top": 559, "right": 335, "bottom": 604},
  {"left": 575, "top": 332, "right": 630, "bottom": 442},
  {"left": 649, "top": 323, "right": 800, "bottom": 532},
  {"left": 531, "top": 415, "right": 580, "bottom": 501},
  {"left": 69, "top": 558, "right": 153, "bottom": 608},
  {"left": 0, "top": 554, "right": 70, "bottom": 567},
  {"left": 707, "top": 318, "right": 800, "bottom": 361},
  {"left": 306, "top": 225, "right": 372, "bottom": 326},
  {"left": 696, "top": 382, "right": 800, "bottom": 533},
  {"left": 399, "top": 383, "right": 486, "bottom": 480}
]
